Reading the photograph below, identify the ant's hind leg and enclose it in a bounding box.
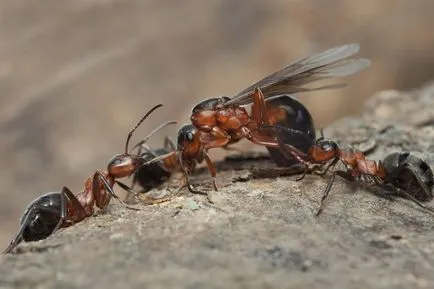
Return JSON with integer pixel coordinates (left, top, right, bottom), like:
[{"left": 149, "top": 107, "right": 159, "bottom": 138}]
[
  {"left": 251, "top": 88, "right": 271, "bottom": 126},
  {"left": 61, "top": 186, "right": 87, "bottom": 221}
]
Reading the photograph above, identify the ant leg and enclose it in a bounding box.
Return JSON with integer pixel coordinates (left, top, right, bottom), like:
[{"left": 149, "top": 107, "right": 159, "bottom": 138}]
[
  {"left": 251, "top": 88, "right": 270, "bottom": 126},
  {"left": 50, "top": 187, "right": 71, "bottom": 232},
  {"left": 115, "top": 181, "right": 171, "bottom": 205},
  {"left": 244, "top": 128, "right": 279, "bottom": 148},
  {"left": 179, "top": 173, "right": 213, "bottom": 203},
  {"left": 164, "top": 136, "right": 176, "bottom": 151},
  {"left": 295, "top": 168, "right": 309, "bottom": 181},
  {"left": 316, "top": 128, "right": 325, "bottom": 142},
  {"left": 203, "top": 150, "right": 218, "bottom": 191},
  {"left": 314, "top": 158, "right": 339, "bottom": 176},
  {"left": 61, "top": 186, "right": 87, "bottom": 221},
  {"left": 378, "top": 184, "right": 434, "bottom": 214},
  {"left": 316, "top": 170, "right": 355, "bottom": 216},
  {"left": 186, "top": 174, "right": 214, "bottom": 203},
  {"left": 1, "top": 209, "right": 36, "bottom": 254},
  {"left": 138, "top": 143, "right": 157, "bottom": 158},
  {"left": 204, "top": 127, "right": 231, "bottom": 149},
  {"left": 281, "top": 143, "right": 315, "bottom": 165},
  {"left": 94, "top": 171, "right": 140, "bottom": 211}
]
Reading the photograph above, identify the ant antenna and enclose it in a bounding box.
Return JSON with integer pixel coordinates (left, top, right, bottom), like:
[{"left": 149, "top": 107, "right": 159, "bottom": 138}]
[
  {"left": 130, "top": 120, "right": 177, "bottom": 153},
  {"left": 125, "top": 104, "right": 163, "bottom": 154},
  {"left": 316, "top": 128, "right": 325, "bottom": 142}
]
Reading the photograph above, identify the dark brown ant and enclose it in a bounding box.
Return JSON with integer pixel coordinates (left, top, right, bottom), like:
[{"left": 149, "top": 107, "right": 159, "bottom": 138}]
[
  {"left": 174, "top": 44, "right": 370, "bottom": 192},
  {"left": 270, "top": 126, "right": 434, "bottom": 216},
  {"left": 2, "top": 105, "right": 172, "bottom": 254},
  {"left": 381, "top": 152, "right": 433, "bottom": 203},
  {"left": 124, "top": 134, "right": 178, "bottom": 195}
]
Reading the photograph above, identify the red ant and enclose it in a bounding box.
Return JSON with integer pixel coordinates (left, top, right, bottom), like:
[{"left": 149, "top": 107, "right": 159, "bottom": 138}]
[
  {"left": 174, "top": 43, "right": 370, "bottom": 192},
  {"left": 2, "top": 105, "right": 173, "bottom": 254},
  {"left": 270, "top": 126, "right": 434, "bottom": 216}
]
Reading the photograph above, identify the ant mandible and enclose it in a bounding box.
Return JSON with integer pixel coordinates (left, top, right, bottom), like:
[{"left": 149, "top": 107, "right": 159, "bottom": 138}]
[
  {"left": 2, "top": 105, "right": 173, "bottom": 254},
  {"left": 270, "top": 126, "right": 434, "bottom": 216},
  {"left": 175, "top": 43, "right": 370, "bottom": 192}
]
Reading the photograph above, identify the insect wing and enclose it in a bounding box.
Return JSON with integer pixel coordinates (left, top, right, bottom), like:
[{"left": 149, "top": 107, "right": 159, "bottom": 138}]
[{"left": 225, "top": 43, "right": 370, "bottom": 106}]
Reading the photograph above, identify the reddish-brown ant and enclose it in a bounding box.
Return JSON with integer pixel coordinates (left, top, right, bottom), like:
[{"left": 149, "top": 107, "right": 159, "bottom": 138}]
[
  {"left": 174, "top": 43, "right": 370, "bottom": 192},
  {"left": 270, "top": 126, "right": 434, "bottom": 216},
  {"left": 2, "top": 105, "right": 173, "bottom": 254}
]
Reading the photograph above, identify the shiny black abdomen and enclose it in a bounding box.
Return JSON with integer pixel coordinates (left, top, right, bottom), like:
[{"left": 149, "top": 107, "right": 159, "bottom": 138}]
[
  {"left": 383, "top": 152, "right": 434, "bottom": 201},
  {"left": 135, "top": 149, "right": 172, "bottom": 192},
  {"left": 265, "top": 95, "right": 316, "bottom": 167},
  {"left": 21, "top": 193, "right": 63, "bottom": 242}
]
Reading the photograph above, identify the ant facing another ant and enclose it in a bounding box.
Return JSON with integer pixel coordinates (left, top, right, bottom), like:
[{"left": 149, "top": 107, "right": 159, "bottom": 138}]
[
  {"left": 3, "top": 105, "right": 174, "bottom": 254},
  {"left": 174, "top": 43, "right": 370, "bottom": 193},
  {"left": 269, "top": 126, "right": 434, "bottom": 216}
]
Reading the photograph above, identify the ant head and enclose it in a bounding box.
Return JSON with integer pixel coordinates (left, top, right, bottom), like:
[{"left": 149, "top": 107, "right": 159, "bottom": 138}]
[
  {"left": 311, "top": 140, "right": 340, "bottom": 162},
  {"left": 108, "top": 104, "right": 164, "bottom": 178},
  {"left": 177, "top": 124, "right": 200, "bottom": 159},
  {"left": 107, "top": 153, "right": 142, "bottom": 179}
]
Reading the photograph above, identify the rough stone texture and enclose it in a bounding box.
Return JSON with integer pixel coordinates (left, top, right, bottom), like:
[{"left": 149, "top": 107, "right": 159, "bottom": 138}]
[
  {"left": 3, "top": 0, "right": 434, "bottom": 248},
  {"left": 0, "top": 85, "right": 433, "bottom": 289}
]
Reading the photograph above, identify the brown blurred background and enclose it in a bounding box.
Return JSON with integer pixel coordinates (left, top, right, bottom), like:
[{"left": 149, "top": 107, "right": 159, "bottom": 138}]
[{"left": 1, "top": 0, "right": 434, "bottom": 248}]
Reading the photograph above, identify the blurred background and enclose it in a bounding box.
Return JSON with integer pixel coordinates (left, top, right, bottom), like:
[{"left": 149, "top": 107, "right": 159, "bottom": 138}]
[{"left": 1, "top": 0, "right": 434, "bottom": 249}]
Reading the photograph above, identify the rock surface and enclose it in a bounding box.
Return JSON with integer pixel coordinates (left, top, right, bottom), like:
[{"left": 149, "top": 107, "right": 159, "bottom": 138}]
[
  {"left": 4, "top": 0, "right": 434, "bottom": 248},
  {"left": 0, "top": 85, "right": 433, "bottom": 289}
]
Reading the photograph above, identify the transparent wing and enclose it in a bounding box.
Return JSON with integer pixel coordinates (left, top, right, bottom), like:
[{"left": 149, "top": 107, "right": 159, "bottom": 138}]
[{"left": 225, "top": 43, "right": 370, "bottom": 106}]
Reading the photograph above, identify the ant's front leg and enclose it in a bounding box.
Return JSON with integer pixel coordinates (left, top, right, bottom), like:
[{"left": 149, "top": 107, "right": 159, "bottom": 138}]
[
  {"left": 179, "top": 172, "right": 214, "bottom": 204},
  {"left": 316, "top": 170, "right": 355, "bottom": 216},
  {"left": 59, "top": 186, "right": 87, "bottom": 225},
  {"left": 93, "top": 171, "right": 140, "bottom": 211},
  {"left": 115, "top": 181, "right": 171, "bottom": 205}
]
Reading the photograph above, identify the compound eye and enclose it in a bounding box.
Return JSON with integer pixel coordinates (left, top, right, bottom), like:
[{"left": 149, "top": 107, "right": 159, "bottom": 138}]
[
  {"left": 186, "top": 132, "right": 194, "bottom": 142},
  {"left": 320, "top": 141, "right": 336, "bottom": 152}
]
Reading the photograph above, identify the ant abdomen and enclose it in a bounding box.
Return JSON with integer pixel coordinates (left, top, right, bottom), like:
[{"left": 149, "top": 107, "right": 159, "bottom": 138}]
[
  {"left": 264, "top": 95, "right": 316, "bottom": 167},
  {"left": 382, "top": 152, "right": 434, "bottom": 202},
  {"left": 2, "top": 192, "right": 67, "bottom": 254},
  {"left": 19, "top": 193, "right": 65, "bottom": 242}
]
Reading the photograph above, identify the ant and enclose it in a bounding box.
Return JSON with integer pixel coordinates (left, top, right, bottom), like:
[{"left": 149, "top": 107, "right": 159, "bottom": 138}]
[
  {"left": 381, "top": 152, "right": 433, "bottom": 203},
  {"left": 124, "top": 133, "right": 178, "bottom": 196},
  {"left": 175, "top": 43, "right": 370, "bottom": 192},
  {"left": 2, "top": 105, "right": 173, "bottom": 254},
  {"left": 270, "top": 126, "right": 434, "bottom": 216}
]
